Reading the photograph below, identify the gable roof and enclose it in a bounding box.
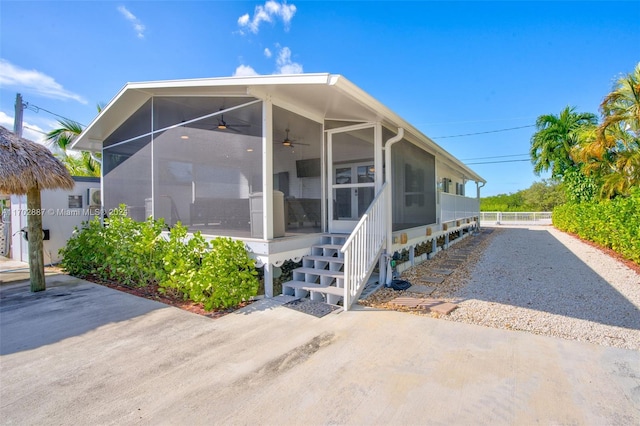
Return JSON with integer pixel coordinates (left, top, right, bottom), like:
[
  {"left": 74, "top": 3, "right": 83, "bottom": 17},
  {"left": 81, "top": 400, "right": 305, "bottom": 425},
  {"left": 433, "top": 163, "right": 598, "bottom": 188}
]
[{"left": 71, "top": 73, "right": 485, "bottom": 183}]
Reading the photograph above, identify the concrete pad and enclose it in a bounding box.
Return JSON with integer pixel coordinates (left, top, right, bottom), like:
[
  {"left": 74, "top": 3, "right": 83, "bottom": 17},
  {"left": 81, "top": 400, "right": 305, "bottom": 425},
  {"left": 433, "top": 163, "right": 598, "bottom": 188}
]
[
  {"left": 420, "top": 276, "right": 445, "bottom": 284},
  {"left": 388, "top": 296, "right": 424, "bottom": 308},
  {"left": 416, "top": 299, "right": 443, "bottom": 311},
  {"left": 407, "top": 284, "right": 435, "bottom": 295},
  {"left": 430, "top": 302, "right": 458, "bottom": 315},
  {"left": 0, "top": 257, "right": 61, "bottom": 284},
  {"left": 1, "top": 278, "right": 639, "bottom": 425}
]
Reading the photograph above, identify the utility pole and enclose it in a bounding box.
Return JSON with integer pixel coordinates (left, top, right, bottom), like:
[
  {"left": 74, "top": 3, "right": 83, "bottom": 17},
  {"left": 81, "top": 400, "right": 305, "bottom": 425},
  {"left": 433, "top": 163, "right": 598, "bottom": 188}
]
[{"left": 14, "top": 93, "right": 24, "bottom": 137}]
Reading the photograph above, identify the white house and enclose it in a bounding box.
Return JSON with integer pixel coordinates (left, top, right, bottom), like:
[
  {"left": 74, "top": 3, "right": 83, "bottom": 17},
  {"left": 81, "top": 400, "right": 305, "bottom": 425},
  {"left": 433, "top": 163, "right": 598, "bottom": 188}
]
[{"left": 71, "top": 73, "right": 485, "bottom": 309}]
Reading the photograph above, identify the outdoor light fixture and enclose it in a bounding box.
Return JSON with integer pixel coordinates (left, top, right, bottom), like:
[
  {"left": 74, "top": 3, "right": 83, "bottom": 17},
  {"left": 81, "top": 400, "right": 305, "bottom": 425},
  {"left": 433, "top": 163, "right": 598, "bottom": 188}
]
[
  {"left": 181, "top": 135, "right": 189, "bottom": 140},
  {"left": 282, "top": 128, "right": 292, "bottom": 146}
]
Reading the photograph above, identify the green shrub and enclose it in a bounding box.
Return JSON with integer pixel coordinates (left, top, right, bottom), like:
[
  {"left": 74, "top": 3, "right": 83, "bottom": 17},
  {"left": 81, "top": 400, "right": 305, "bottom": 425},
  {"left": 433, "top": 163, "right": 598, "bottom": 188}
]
[
  {"left": 60, "top": 206, "right": 259, "bottom": 310},
  {"left": 60, "top": 206, "right": 165, "bottom": 286},
  {"left": 553, "top": 190, "right": 640, "bottom": 264}
]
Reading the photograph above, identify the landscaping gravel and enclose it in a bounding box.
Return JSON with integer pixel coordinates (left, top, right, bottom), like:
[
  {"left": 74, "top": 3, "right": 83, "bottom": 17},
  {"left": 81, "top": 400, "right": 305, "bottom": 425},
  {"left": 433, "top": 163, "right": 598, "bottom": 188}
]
[{"left": 363, "top": 226, "right": 640, "bottom": 351}]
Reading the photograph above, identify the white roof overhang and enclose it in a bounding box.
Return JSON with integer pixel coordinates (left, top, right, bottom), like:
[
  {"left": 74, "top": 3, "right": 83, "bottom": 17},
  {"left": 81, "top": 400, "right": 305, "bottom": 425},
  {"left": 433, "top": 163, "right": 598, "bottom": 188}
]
[{"left": 71, "top": 73, "right": 485, "bottom": 183}]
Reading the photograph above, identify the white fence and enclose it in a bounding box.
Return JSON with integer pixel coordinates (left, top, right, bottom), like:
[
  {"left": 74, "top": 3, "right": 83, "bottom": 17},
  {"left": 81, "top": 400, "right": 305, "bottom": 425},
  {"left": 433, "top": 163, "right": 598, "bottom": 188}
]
[
  {"left": 480, "top": 211, "right": 552, "bottom": 225},
  {"left": 440, "top": 193, "right": 480, "bottom": 223}
]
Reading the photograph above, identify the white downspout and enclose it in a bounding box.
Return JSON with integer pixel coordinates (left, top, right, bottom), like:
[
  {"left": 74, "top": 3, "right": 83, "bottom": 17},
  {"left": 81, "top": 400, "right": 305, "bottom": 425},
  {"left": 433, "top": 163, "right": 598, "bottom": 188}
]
[
  {"left": 476, "top": 181, "right": 486, "bottom": 230},
  {"left": 384, "top": 127, "right": 404, "bottom": 284}
]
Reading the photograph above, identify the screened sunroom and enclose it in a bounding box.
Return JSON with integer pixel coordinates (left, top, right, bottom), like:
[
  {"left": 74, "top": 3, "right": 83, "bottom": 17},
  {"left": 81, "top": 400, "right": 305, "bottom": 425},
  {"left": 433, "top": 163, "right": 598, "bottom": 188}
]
[{"left": 101, "top": 96, "right": 324, "bottom": 239}]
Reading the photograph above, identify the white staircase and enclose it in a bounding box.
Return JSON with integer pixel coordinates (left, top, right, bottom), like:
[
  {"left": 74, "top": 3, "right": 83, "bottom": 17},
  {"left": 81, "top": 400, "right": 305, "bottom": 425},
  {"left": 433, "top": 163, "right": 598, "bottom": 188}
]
[{"left": 282, "top": 234, "right": 348, "bottom": 306}]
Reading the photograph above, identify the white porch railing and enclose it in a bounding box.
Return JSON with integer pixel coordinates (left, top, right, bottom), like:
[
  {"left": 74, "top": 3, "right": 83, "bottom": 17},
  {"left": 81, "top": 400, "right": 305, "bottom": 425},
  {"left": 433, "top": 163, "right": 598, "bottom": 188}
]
[
  {"left": 480, "top": 211, "right": 552, "bottom": 225},
  {"left": 440, "top": 193, "right": 479, "bottom": 223},
  {"left": 341, "top": 183, "right": 388, "bottom": 311}
]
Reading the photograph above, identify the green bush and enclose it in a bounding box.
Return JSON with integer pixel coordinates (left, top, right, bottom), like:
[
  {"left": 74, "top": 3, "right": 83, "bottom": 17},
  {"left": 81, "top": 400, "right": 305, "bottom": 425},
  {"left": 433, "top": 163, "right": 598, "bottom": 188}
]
[
  {"left": 553, "top": 190, "right": 640, "bottom": 264},
  {"left": 60, "top": 206, "right": 165, "bottom": 286},
  {"left": 60, "top": 206, "right": 259, "bottom": 310},
  {"left": 158, "top": 223, "right": 259, "bottom": 310}
]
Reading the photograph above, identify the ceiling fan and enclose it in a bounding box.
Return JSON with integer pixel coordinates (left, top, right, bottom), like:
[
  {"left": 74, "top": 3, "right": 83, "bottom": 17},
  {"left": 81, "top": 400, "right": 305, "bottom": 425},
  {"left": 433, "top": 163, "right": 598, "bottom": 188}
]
[
  {"left": 216, "top": 108, "right": 251, "bottom": 133},
  {"left": 277, "top": 128, "right": 309, "bottom": 148}
]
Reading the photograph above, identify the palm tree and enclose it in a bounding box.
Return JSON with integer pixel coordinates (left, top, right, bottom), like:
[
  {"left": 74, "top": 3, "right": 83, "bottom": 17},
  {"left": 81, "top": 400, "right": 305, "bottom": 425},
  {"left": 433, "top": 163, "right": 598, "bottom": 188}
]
[
  {"left": 46, "top": 109, "right": 102, "bottom": 177},
  {"left": 588, "top": 63, "right": 640, "bottom": 197},
  {"left": 529, "top": 106, "right": 598, "bottom": 179}
]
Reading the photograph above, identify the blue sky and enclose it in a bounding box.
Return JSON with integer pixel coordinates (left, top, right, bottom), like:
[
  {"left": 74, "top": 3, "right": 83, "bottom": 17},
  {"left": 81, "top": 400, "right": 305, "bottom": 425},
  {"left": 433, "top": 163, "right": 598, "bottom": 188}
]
[{"left": 1, "top": 1, "right": 638, "bottom": 196}]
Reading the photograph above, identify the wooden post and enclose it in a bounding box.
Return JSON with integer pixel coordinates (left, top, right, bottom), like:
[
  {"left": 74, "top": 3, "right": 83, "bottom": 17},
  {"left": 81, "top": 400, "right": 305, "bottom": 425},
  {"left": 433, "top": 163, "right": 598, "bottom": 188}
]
[{"left": 27, "top": 186, "right": 46, "bottom": 292}]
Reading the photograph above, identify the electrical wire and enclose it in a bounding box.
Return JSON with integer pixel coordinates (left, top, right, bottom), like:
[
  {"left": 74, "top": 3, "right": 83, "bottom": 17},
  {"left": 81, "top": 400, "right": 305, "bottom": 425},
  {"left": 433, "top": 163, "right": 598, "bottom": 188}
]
[
  {"left": 464, "top": 159, "right": 531, "bottom": 165},
  {"left": 460, "top": 153, "right": 530, "bottom": 161},
  {"left": 431, "top": 124, "right": 536, "bottom": 139},
  {"left": 23, "top": 102, "right": 86, "bottom": 127},
  {"left": 22, "top": 125, "right": 48, "bottom": 135}
]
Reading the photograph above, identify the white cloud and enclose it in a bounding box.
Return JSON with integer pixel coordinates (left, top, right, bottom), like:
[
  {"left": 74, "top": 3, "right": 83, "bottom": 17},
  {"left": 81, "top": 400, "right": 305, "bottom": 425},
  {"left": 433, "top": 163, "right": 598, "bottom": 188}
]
[
  {"left": 0, "top": 111, "right": 48, "bottom": 144},
  {"left": 264, "top": 48, "right": 272, "bottom": 58},
  {"left": 117, "top": 5, "right": 146, "bottom": 39},
  {"left": 238, "top": 14, "right": 250, "bottom": 26},
  {"left": 275, "top": 46, "right": 303, "bottom": 74},
  {"left": 233, "top": 65, "right": 260, "bottom": 77},
  {"left": 0, "top": 59, "right": 87, "bottom": 104},
  {"left": 238, "top": 1, "right": 297, "bottom": 34}
]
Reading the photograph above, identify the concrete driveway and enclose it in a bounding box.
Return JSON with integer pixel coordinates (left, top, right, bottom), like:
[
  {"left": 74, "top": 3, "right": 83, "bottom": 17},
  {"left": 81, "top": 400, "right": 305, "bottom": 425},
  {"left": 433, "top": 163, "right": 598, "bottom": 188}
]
[{"left": 1, "top": 274, "right": 639, "bottom": 425}]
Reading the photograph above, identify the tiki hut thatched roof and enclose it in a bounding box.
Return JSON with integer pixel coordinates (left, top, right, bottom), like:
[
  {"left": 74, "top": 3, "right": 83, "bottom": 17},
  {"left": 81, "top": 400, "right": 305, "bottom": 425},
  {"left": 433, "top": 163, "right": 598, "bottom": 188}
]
[{"left": 0, "top": 126, "right": 74, "bottom": 195}]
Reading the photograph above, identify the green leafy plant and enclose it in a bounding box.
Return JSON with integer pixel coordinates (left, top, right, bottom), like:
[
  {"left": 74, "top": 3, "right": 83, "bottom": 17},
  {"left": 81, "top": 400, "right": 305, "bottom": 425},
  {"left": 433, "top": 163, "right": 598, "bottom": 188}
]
[
  {"left": 553, "top": 190, "right": 640, "bottom": 264},
  {"left": 159, "top": 225, "right": 259, "bottom": 310},
  {"left": 60, "top": 206, "right": 259, "bottom": 310}
]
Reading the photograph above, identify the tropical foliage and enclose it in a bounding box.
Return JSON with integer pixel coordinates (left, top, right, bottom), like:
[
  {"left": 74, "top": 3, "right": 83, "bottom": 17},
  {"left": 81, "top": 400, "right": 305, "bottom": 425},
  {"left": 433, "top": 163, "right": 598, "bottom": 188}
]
[
  {"left": 46, "top": 113, "right": 102, "bottom": 177},
  {"left": 572, "top": 63, "right": 640, "bottom": 198},
  {"left": 481, "top": 179, "right": 565, "bottom": 212},
  {"left": 527, "top": 64, "right": 640, "bottom": 265},
  {"left": 553, "top": 189, "right": 640, "bottom": 264},
  {"left": 529, "top": 106, "right": 598, "bottom": 179},
  {"left": 59, "top": 207, "right": 259, "bottom": 310}
]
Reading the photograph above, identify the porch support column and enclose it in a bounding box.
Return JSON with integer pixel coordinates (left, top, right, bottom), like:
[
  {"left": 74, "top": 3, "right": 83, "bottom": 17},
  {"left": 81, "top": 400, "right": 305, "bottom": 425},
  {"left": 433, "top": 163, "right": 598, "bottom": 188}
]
[
  {"left": 263, "top": 262, "right": 274, "bottom": 298},
  {"left": 262, "top": 100, "right": 274, "bottom": 240},
  {"left": 430, "top": 237, "right": 437, "bottom": 259}
]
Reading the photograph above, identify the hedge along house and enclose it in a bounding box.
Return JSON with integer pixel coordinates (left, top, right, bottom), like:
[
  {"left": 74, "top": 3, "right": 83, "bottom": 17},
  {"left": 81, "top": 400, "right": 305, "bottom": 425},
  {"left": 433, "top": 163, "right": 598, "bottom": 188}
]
[{"left": 72, "top": 73, "right": 485, "bottom": 310}]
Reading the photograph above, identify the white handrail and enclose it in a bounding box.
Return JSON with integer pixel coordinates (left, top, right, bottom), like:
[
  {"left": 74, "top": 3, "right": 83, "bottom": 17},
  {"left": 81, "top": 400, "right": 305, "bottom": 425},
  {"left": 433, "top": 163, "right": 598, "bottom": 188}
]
[
  {"left": 341, "top": 183, "right": 388, "bottom": 310},
  {"left": 440, "top": 192, "right": 480, "bottom": 223}
]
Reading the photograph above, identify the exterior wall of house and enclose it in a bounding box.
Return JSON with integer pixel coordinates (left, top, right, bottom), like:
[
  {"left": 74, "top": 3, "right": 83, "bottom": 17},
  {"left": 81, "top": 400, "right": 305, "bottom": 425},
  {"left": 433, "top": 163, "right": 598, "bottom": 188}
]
[
  {"left": 9, "top": 177, "right": 100, "bottom": 264},
  {"left": 436, "top": 160, "right": 468, "bottom": 196}
]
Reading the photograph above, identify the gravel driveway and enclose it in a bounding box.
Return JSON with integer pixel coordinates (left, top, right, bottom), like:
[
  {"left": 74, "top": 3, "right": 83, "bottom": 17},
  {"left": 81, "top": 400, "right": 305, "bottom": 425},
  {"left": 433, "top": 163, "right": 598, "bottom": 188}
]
[
  {"left": 446, "top": 226, "right": 640, "bottom": 350},
  {"left": 365, "top": 226, "right": 640, "bottom": 350}
]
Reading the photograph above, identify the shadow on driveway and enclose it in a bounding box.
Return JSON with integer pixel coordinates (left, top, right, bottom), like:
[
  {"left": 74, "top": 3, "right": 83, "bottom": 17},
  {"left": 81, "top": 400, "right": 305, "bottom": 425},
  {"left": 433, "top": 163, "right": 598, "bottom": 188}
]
[
  {"left": 463, "top": 227, "right": 640, "bottom": 330},
  {"left": 0, "top": 274, "right": 165, "bottom": 355}
]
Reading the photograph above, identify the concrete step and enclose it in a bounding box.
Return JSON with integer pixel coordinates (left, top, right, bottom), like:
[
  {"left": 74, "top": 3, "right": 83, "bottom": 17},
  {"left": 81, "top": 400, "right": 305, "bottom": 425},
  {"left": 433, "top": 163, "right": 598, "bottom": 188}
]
[
  {"left": 313, "top": 244, "right": 343, "bottom": 251},
  {"left": 292, "top": 267, "right": 344, "bottom": 279},
  {"left": 282, "top": 280, "right": 344, "bottom": 297},
  {"left": 304, "top": 255, "right": 345, "bottom": 264}
]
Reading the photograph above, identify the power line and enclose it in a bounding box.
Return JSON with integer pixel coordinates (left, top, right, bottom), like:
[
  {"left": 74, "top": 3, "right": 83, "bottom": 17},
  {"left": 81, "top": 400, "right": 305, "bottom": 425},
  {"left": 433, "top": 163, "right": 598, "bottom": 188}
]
[
  {"left": 465, "top": 159, "right": 531, "bottom": 165},
  {"left": 418, "top": 116, "right": 535, "bottom": 126},
  {"left": 460, "top": 153, "right": 530, "bottom": 161},
  {"left": 432, "top": 124, "right": 536, "bottom": 139},
  {"left": 23, "top": 102, "right": 86, "bottom": 128},
  {"left": 23, "top": 125, "right": 48, "bottom": 135}
]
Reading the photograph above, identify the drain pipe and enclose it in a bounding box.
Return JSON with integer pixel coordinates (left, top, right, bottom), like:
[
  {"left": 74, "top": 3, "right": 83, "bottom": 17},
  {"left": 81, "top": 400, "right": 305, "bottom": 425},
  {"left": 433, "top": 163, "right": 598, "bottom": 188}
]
[
  {"left": 476, "top": 181, "right": 486, "bottom": 231},
  {"left": 384, "top": 127, "right": 404, "bottom": 285}
]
